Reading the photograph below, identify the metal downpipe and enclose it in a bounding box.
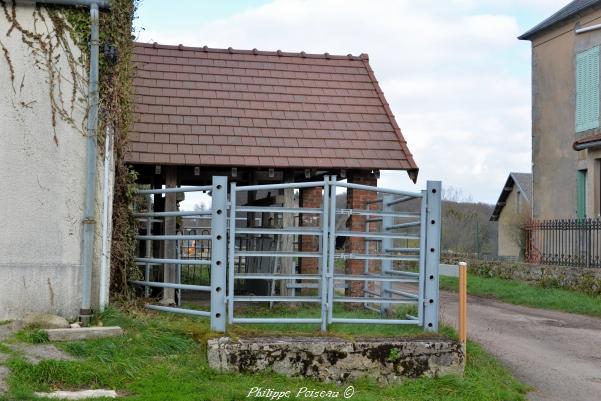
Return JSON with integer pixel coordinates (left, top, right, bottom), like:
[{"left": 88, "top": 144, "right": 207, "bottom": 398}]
[{"left": 80, "top": 2, "right": 100, "bottom": 323}]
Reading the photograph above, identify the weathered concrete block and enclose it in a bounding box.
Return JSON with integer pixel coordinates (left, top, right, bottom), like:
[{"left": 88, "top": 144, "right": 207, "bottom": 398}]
[
  {"left": 208, "top": 336, "right": 464, "bottom": 383},
  {"left": 45, "top": 327, "right": 123, "bottom": 342},
  {"left": 23, "top": 313, "right": 70, "bottom": 329}
]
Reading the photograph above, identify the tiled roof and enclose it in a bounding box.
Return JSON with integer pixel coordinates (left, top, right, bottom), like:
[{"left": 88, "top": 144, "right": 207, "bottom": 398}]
[
  {"left": 519, "top": 0, "right": 600, "bottom": 40},
  {"left": 490, "top": 172, "right": 532, "bottom": 221},
  {"left": 126, "top": 43, "right": 418, "bottom": 175}
]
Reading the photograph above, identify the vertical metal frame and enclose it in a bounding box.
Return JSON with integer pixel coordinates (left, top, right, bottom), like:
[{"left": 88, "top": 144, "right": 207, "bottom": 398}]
[
  {"left": 228, "top": 181, "right": 237, "bottom": 325},
  {"left": 380, "top": 194, "right": 394, "bottom": 314},
  {"left": 210, "top": 176, "right": 227, "bottom": 332},
  {"left": 327, "top": 176, "right": 337, "bottom": 324},
  {"left": 320, "top": 176, "right": 331, "bottom": 331},
  {"left": 417, "top": 190, "right": 427, "bottom": 326},
  {"left": 423, "top": 181, "right": 442, "bottom": 332}
]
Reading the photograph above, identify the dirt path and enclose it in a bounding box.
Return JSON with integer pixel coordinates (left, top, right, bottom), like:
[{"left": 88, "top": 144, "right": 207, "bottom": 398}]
[{"left": 439, "top": 291, "right": 601, "bottom": 401}]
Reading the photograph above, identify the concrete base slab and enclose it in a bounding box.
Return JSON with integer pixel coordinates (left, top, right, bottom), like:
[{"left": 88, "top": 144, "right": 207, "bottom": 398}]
[
  {"left": 0, "top": 321, "right": 24, "bottom": 341},
  {"left": 34, "top": 390, "right": 118, "bottom": 399},
  {"left": 8, "top": 344, "right": 76, "bottom": 364},
  {"left": 45, "top": 327, "right": 123, "bottom": 342},
  {"left": 0, "top": 366, "right": 8, "bottom": 395},
  {"left": 208, "top": 336, "right": 464, "bottom": 383}
]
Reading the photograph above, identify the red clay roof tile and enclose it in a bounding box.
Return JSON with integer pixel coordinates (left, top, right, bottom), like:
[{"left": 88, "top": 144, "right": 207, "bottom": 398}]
[{"left": 127, "top": 43, "right": 418, "bottom": 174}]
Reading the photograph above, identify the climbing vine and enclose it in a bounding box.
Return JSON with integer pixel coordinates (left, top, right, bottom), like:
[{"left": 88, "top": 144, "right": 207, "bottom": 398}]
[{"left": 0, "top": 0, "right": 140, "bottom": 297}]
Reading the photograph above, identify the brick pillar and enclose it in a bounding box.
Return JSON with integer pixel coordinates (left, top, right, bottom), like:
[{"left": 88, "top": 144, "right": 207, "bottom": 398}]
[
  {"left": 299, "top": 187, "right": 323, "bottom": 275},
  {"left": 346, "top": 172, "right": 378, "bottom": 297}
]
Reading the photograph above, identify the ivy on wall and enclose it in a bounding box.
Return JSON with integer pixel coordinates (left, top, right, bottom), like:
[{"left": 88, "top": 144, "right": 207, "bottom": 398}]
[{"left": 0, "top": 0, "right": 140, "bottom": 298}]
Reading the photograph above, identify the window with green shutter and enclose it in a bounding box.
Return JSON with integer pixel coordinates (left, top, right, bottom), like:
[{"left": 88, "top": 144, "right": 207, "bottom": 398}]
[{"left": 576, "top": 46, "right": 600, "bottom": 132}]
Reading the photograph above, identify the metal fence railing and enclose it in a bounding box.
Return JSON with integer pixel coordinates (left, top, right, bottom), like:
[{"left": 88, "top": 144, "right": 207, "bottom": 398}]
[
  {"left": 130, "top": 175, "right": 442, "bottom": 333},
  {"left": 525, "top": 219, "right": 601, "bottom": 268},
  {"left": 131, "top": 176, "right": 228, "bottom": 331}
]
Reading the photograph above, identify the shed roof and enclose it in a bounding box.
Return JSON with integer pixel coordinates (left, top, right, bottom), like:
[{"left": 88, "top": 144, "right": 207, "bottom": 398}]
[
  {"left": 490, "top": 172, "right": 532, "bottom": 221},
  {"left": 518, "top": 0, "right": 600, "bottom": 40},
  {"left": 126, "top": 43, "right": 418, "bottom": 179}
]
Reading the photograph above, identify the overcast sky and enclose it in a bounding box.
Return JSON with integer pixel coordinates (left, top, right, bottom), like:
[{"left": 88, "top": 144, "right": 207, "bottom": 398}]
[{"left": 135, "top": 0, "right": 568, "bottom": 206}]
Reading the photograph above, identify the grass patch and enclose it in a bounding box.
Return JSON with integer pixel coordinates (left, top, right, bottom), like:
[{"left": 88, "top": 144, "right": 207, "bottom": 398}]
[
  {"left": 0, "top": 306, "right": 528, "bottom": 401},
  {"left": 14, "top": 329, "right": 49, "bottom": 344},
  {"left": 440, "top": 275, "right": 601, "bottom": 317}
]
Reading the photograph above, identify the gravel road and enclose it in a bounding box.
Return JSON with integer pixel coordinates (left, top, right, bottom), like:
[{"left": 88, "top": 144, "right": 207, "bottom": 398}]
[{"left": 440, "top": 291, "right": 601, "bottom": 401}]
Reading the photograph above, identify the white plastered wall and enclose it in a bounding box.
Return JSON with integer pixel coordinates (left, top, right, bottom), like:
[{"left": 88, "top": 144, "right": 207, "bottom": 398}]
[{"left": 0, "top": 4, "right": 111, "bottom": 320}]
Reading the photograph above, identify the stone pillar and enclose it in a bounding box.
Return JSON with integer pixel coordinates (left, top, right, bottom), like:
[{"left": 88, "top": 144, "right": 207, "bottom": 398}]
[
  {"left": 345, "top": 172, "right": 378, "bottom": 297},
  {"left": 299, "top": 187, "right": 323, "bottom": 276}
]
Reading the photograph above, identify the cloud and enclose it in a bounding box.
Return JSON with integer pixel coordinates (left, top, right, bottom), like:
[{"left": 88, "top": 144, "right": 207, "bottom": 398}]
[{"left": 138, "top": 0, "right": 536, "bottom": 203}]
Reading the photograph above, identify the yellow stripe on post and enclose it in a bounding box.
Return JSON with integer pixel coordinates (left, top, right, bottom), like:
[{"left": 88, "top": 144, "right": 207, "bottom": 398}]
[{"left": 458, "top": 262, "right": 468, "bottom": 351}]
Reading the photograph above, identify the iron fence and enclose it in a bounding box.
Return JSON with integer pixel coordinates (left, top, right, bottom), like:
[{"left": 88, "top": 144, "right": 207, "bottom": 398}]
[{"left": 525, "top": 219, "right": 601, "bottom": 268}]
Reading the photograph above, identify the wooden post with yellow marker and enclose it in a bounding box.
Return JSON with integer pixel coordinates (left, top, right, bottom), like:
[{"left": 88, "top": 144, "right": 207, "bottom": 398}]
[{"left": 458, "top": 262, "right": 468, "bottom": 353}]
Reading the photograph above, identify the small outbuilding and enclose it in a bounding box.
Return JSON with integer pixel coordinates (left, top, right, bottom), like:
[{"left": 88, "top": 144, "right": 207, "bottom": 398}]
[{"left": 490, "top": 173, "right": 533, "bottom": 259}]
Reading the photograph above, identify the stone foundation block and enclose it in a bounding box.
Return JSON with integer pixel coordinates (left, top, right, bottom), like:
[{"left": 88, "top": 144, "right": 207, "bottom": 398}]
[{"left": 208, "top": 336, "right": 464, "bottom": 383}]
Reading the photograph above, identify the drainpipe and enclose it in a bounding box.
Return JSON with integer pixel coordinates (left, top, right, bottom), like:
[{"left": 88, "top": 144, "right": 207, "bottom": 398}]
[
  {"left": 80, "top": 1, "right": 100, "bottom": 324},
  {"left": 17, "top": 0, "right": 111, "bottom": 323}
]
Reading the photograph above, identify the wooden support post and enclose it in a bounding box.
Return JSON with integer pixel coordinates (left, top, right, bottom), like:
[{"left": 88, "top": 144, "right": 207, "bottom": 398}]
[
  {"left": 458, "top": 262, "right": 468, "bottom": 351},
  {"left": 163, "top": 166, "right": 177, "bottom": 304},
  {"left": 280, "top": 184, "right": 295, "bottom": 296}
]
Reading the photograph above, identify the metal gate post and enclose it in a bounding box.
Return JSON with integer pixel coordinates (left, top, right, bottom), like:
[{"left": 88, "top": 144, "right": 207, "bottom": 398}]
[
  {"left": 320, "top": 176, "right": 330, "bottom": 332},
  {"left": 327, "top": 176, "right": 337, "bottom": 324},
  {"left": 228, "top": 181, "right": 237, "bottom": 325},
  {"left": 210, "top": 176, "right": 227, "bottom": 332},
  {"left": 423, "top": 181, "right": 441, "bottom": 332},
  {"left": 380, "top": 194, "right": 394, "bottom": 314}
]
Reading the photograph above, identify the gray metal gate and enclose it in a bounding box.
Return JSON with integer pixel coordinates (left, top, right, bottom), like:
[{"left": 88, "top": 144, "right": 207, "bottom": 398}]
[
  {"left": 131, "top": 176, "right": 227, "bottom": 332},
  {"left": 227, "top": 176, "right": 441, "bottom": 332}
]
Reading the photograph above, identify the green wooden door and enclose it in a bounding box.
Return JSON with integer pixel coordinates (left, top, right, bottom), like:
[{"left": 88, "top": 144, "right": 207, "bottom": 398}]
[{"left": 577, "top": 170, "right": 587, "bottom": 219}]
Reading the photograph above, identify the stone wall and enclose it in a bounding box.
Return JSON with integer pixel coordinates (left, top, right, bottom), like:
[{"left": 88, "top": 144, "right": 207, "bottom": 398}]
[
  {"left": 445, "top": 257, "right": 601, "bottom": 295},
  {"left": 208, "top": 336, "right": 464, "bottom": 383}
]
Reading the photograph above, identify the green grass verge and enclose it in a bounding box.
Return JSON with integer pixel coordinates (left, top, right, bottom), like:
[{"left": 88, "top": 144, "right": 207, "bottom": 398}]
[
  {"left": 0, "top": 307, "right": 528, "bottom": 401},
  {"left": 440, "top": 275, "right": 601, "bottom": 317}
]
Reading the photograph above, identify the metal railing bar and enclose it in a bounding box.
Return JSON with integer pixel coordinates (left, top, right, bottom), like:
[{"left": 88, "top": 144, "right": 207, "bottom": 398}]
[
  {"left": 237, "top": 181, "right": 325, "bottom": 192},
  {"left": 134, "top": 210, "right": 212, "bottom": 217},
  {"left": 335, "top": 209, "right": 420, "bottom": 218},
  {"left": 236, "top": 228, "right": 323, "bottom": 236},
  {"left": 235, "top": 273, "right": 321, "bottom": 280},
  {"left": 237, "top": 251, "right": 322, "bottom": 258},
  {"left": 335, "top": 181, "right": 422, "bottom": 198},
  {"left": 131, "top": 280, "right": 210, "bottom": 292},
  {"left": 387, "top": 270, "right": 420, "bottom": 277},
  {"left": 330, "top": 318, "right": 420, "bottom": 325},
  {"left": 406, "top": 314, "right": 419, "bottom": 320},
  {"left": 335, "top": 253, "right": 420, "bottom": 261},
  {"left": 236, "top": 206, "right": 323, "bottom": 214},
  {"left": 366, "top": 218, "right": 383, "bottom": 223},
  {"left": 146, "top": 304, "right": 210, "bottom": 317},
  {"left": 386, "top": 221, "right": 420, "bottom": 230},
  {"left": 333, "top": 274, "right": 419, "bottom": 283},
  {"left": 287, "top": 283, "right": 319, "bottom": 289},
  {"left": 136, "top": 235, "right": 211, "bottom": 241},
  {"left": 384, "top": 288, "right": 419, "bottom": 299},
  {"left": 386, "top": 196, "right": 417, "bottom": 206},
  {"left": 232, "top": 318, "right": 322, "bottom": 324},
  {"left": 137, "top": 218, "right": 162, "bottom": 223},
  {"left": 335, "top": 231, "right": 420, "bottom": 240},
  {"left": 136, "top": 186, "right": 212, "bottom": 195},
  {"left": 134, "top": 257, "right": 210, "bottom": 266},
  {"left": 333, "top": 297, "right": 417, "bottom": 304},
  {"left": 385, "top": 247, "right": 420, "bottom": 253},
  {"left": 233, "top": 296, "right": 321, "bottom": 303}
]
